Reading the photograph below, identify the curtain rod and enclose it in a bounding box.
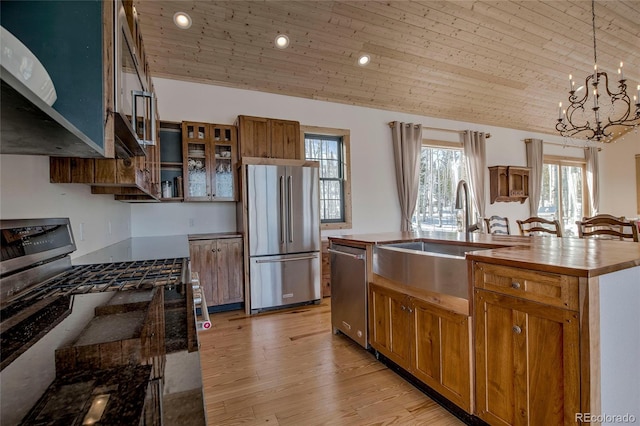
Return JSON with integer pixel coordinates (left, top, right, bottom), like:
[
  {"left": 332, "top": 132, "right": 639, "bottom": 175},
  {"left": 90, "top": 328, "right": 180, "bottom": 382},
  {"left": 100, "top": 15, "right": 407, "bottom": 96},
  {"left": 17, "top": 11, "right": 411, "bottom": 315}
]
[
  {"left": 524, "top": 138, "right": 601, "bottom": 151},
  {"left": 388, "top": 122, "right": 491, "bottom": 138}
]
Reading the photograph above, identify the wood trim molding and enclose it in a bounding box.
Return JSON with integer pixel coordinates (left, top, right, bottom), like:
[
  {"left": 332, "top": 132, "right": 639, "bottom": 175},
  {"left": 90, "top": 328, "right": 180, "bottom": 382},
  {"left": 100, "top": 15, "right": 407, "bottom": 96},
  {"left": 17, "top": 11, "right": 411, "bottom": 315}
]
[
  {"left": 635, "top": 155, "right": 640, "bottom": 215},
  {"left": 579, "top": 276, "right": 601, "bottom": 423},
  {"left": 300, "top": 125, "right": 352, "bottom": 231}
]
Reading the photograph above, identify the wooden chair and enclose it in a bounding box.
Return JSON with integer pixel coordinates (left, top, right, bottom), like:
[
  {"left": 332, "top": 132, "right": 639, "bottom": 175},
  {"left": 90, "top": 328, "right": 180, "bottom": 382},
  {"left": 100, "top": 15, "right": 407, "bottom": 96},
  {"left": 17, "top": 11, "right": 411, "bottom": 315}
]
[
  {"left": 483, "top": 216, "right": 510, "bottom": 235},
  {"left": 517, "top": 217, "right": 563, "bottom": 237},
  {"left": 576, "top": 215, "right": 639, "bottom": 242}
]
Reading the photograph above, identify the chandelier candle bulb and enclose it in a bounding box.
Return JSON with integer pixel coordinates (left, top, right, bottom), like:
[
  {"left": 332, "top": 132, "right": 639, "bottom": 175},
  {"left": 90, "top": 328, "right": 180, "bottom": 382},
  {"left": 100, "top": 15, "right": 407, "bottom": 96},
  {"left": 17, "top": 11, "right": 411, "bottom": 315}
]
[
  {"left": 558, "top": 102, "right": 563, "bottom": 119},
  {"left": 618, "top": 62, "right": 624, "bottom": 81},
  {"left": 569, "top": 74, "right": 573, "bottom": 92}
]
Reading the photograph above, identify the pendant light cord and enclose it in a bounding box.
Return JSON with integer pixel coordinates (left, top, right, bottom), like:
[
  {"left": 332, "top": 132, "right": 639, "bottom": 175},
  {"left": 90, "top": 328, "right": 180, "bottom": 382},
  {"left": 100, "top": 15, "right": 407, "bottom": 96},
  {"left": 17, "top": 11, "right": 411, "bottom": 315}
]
[{"left": 592, "top": 0, "right": 597, "bottom": 65}]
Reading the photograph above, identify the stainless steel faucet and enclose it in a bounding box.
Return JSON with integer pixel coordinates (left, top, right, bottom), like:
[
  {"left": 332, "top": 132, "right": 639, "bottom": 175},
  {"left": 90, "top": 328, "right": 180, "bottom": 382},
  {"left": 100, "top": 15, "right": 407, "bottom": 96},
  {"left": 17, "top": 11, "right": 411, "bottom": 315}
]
[{"left": 455, "top": 180, "right": 478, "bottom": 238}]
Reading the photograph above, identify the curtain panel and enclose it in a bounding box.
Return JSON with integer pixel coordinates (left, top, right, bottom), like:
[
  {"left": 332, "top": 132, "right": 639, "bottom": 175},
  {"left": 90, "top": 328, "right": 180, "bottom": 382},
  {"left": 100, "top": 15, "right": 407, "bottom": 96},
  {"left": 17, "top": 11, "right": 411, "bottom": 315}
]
[
  {"left": 391, "top": 122, "right": 423, "bottom": 231},
  {"left": 462, "top": 130, "right": 487, "bottom": 228},
  {"left": 585, "top": 147, "right": 600, "bottom": 215},
  {"left": 525, "top": 138, "right": 544, "bottom": 217}
]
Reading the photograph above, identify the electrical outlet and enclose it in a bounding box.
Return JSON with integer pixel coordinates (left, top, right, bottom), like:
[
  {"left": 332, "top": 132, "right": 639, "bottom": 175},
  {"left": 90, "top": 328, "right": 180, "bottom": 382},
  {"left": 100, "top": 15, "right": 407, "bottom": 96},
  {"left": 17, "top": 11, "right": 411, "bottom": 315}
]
[{"left": 189, "top": 218, "right": 195, "bottom": 228}]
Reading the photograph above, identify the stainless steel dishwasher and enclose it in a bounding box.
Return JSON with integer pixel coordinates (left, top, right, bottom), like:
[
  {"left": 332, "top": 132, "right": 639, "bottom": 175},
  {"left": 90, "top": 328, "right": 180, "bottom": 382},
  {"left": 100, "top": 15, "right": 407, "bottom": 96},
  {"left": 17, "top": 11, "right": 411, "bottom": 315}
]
[{"left": 329, "top": 243, "right": 368, "bottom": 348}]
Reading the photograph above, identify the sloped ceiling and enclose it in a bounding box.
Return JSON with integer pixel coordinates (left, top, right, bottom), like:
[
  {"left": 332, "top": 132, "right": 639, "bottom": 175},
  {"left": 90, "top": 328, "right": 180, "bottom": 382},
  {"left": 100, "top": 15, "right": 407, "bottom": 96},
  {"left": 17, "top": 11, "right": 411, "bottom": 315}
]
[{"left": 134, "top": 0, "right": 640, "bottom": 138}]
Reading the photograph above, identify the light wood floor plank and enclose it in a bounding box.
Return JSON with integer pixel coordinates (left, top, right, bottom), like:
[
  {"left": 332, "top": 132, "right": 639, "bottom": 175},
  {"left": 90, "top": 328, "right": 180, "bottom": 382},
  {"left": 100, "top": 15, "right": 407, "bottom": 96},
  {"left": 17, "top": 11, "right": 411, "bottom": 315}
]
[{"left": 198, "top": 299, "right": 464, "bottom": 425}]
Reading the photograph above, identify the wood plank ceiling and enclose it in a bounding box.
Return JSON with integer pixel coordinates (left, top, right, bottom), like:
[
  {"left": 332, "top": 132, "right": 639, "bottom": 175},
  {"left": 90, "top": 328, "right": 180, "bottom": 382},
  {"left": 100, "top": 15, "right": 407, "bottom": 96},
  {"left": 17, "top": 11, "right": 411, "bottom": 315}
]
[{"left": 134, "top": 1, "right": 640, "bottom": 139}]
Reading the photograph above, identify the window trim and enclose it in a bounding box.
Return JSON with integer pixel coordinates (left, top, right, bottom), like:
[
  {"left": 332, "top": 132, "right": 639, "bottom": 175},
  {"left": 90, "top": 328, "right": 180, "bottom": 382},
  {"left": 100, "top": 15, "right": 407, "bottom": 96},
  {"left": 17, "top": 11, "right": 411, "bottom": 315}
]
[{"left": 301, "top": 125, "right": 352, "bottom": 230}]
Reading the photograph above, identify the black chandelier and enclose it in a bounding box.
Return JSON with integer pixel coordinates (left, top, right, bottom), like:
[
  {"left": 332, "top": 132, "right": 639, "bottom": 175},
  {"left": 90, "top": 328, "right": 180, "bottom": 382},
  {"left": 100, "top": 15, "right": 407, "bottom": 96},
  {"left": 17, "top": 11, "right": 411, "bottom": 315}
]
[{"left": 556, "top": 0, "right": 640, "bottom": 142}]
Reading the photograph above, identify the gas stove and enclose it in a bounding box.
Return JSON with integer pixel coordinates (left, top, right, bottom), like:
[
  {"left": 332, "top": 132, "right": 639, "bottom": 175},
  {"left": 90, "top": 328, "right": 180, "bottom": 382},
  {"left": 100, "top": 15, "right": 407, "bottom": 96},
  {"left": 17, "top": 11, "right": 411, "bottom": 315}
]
[{"left": 0, "top": 219, "right": 205, "bottom": 425}]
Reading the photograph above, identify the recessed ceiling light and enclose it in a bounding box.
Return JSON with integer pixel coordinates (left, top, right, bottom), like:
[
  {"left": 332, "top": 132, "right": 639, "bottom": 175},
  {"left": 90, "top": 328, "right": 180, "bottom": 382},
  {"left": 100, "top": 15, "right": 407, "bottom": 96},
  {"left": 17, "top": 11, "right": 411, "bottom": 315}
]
[
  {"left": 357, "top": 54, "right": 370, "bottom": 66},
  {"left": 275, "top": 34, "right": 290, "bottom": 49},
  {"left": 173, "top": 12, "right": 192, "bottom": 29}
]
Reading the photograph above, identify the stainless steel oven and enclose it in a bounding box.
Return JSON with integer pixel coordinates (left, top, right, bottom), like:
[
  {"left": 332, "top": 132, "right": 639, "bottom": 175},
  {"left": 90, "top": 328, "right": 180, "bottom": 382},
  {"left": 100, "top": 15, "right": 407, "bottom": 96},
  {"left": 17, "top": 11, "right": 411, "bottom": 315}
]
[{"left": 0, "top": 218, "right": 206, "bottom": 425}]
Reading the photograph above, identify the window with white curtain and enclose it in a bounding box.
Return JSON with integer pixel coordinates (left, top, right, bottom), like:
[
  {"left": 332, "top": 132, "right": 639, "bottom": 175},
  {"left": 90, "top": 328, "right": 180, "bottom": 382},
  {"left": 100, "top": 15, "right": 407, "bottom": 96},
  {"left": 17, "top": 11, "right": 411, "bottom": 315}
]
[
  {"left": 413, "top": 142, "right": 468, "bottom": 231},
  {"left": 538, "top": 156, "right": 587, "bottom": 237}
]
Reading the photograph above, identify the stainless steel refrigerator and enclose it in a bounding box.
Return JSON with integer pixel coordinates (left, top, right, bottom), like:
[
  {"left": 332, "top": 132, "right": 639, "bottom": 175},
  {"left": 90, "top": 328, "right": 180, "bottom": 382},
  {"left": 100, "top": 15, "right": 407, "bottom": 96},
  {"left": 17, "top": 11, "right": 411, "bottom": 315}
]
[{"left": 246, "top": 164, "right": 321, "bottom": 313}]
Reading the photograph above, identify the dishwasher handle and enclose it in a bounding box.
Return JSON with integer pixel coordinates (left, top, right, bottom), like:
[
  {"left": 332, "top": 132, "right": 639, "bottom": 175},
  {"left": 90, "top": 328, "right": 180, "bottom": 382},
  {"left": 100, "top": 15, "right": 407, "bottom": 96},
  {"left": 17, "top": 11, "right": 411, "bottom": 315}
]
[{"left": 328, "top": 248, "right": 365, "bottom": 260}]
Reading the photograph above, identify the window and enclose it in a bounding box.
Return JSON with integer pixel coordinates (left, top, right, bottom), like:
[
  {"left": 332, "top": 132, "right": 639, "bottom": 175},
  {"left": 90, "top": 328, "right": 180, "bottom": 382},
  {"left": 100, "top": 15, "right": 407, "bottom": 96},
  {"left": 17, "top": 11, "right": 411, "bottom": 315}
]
[
  {"left": 538, "top": 156, "right": 587, "bottom": 237},
  {"left": 413, "top": 142, "right": 467, "bottom": 232},
  {"left": 302, "top": 126, "right": 352, "bottom": 230}
]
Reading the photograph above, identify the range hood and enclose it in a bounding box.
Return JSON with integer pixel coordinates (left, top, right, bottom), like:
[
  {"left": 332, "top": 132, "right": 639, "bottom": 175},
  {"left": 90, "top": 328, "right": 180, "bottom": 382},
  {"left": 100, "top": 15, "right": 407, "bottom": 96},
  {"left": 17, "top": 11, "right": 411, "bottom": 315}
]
[{"left": 1, "top": 65, "right": 106, "bottom": 158}]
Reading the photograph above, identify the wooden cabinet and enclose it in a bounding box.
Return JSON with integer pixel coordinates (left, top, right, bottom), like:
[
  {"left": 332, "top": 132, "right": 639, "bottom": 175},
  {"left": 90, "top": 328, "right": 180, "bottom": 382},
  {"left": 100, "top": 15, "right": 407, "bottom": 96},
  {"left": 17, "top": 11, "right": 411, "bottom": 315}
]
[
  {"left": 369, "top": 283, "right": 472, "bottom": 412},
  {"left": 237, "top": 115, "right": 301, "bottom": 160},
  {"left": 50, "top": 149, "right": 161, "bottom": 201},
  {"left": 369, "top": 284, "right": 413, "bottom": 368},
  {"left": 182, "top": 122, "right": 237, "bottom": 202},
  {"left": 159, "top": 121, "right": 184, "bottom": 201},
  {"left": 189, "top": 237, "right": 244, "bottom": 309},
  {"left": 321, "top": 241, "right": 331, "bottom": 297},
  {"left": 489, "top": 166, "right": 530, "bottom": 204},
  {"left": 473, "top": 262, "right": 580, "bottom": 426}
]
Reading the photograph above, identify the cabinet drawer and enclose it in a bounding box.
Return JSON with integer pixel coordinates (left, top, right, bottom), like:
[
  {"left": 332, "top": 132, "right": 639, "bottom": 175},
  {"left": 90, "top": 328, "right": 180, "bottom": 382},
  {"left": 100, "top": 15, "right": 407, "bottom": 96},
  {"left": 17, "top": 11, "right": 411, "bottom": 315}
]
[{"left": 474, "top": 263, "right": 578, "bottom": 311}]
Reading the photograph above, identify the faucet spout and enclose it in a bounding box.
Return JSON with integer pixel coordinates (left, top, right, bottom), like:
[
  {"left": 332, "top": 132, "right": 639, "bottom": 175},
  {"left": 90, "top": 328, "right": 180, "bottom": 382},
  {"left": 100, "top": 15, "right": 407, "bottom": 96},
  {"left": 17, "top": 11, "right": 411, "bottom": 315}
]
[{"left": 455, "top": 180, "right": 474, "bottom": 238}]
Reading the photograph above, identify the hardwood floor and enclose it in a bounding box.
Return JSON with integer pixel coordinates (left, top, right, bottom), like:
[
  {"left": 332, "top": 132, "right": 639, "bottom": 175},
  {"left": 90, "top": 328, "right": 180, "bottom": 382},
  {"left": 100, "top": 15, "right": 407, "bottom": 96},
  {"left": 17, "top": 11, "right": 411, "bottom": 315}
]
[{"left": 198, "top": 299, "right": 464, "bottom": 425}]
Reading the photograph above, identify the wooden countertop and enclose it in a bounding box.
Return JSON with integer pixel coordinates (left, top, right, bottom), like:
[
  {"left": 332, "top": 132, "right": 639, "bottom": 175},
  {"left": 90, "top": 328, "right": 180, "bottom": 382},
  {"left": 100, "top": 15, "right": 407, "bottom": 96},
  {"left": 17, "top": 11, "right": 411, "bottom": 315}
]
[{"left": 329, "top": 231, "right": 640, "bottom": 278}]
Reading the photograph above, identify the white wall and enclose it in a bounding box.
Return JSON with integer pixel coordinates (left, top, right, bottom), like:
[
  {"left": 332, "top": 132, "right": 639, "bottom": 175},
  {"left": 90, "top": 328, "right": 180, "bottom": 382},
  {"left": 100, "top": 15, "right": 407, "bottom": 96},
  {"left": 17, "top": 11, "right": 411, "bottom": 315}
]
[
  {"left": 599, "top": 267, "right": 640, "bottom": 423},
  {"left": 3, "top": 79, "right": 635, "bottom": 249},
  {"left": 132, "top": 77, "right": 585, "bottom": 237},
  {"left": 0, "top": 155, "right": 131, "bottom": 258},
  {"left": 599, "top": 132, "right": 640, "bottom": 218}
]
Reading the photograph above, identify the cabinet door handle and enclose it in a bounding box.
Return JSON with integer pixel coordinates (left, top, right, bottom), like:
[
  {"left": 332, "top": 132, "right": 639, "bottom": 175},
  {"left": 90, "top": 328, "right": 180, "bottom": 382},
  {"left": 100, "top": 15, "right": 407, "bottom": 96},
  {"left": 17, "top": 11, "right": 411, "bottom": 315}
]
[
  {"left": 401, "top": 305, "right": 406, "bottom": 311},
  {"left": 512, "top": 325, "right": 522, "bottom": 334},
  {"left": 511, "top": 281, "right": 521, "bottom": 290},
  {"left": 407, "top": 307, "right": 413, "bottom": 313}
]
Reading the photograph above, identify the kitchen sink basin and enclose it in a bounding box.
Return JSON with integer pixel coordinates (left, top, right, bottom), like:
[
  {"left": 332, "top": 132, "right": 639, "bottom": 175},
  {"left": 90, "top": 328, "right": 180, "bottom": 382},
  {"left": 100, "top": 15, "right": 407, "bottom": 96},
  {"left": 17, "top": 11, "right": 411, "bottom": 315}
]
[
  {"left": 373, "top": 241, "right": 498, "bottom": 300},
  {"left": 380, "top": 241, "right": 491, "bottom": 257}
]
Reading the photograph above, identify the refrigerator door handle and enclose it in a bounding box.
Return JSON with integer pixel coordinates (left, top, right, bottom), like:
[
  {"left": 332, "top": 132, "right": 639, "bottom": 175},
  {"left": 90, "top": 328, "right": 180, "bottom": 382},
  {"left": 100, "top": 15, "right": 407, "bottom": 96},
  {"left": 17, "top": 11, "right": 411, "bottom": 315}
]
[
  {"left": 288, "top": 175, "right": 294, "bottom": 243},
  {"left": 255, "top": 254, "right": 318, "bottom": 264},
  {"left": 280, "top": 175, "right": 286, "bottom": 245}
]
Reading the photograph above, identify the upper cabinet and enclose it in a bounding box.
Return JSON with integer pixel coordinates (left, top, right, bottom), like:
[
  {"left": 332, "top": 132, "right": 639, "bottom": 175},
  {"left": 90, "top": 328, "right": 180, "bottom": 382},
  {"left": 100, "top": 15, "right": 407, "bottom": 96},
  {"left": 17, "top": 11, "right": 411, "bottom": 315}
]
[
  {"left": 1, "top": 0, "right": 156, "bottom": 158},
  {"left": 489, "top": 166, "right": 530, "bottom": 204},
  {"left": 182, "top": 122, "right": 237, "bottom": 202},
  {"left": 237, "top": 115, "right": 301, "bottom": 160}
]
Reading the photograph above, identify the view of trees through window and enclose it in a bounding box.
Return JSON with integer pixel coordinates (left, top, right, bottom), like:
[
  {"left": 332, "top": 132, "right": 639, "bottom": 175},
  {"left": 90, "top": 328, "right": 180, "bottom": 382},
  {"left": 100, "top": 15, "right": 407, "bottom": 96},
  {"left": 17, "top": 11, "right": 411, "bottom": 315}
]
[
  {"left": 304, "top": 134, "right": 344, "bottom": 222},
  {"left": 413, "top": 146, "right": 467, "bottom": 231},
  {"left": 538, "top": 162, "right": 585, "bottom": 237}
]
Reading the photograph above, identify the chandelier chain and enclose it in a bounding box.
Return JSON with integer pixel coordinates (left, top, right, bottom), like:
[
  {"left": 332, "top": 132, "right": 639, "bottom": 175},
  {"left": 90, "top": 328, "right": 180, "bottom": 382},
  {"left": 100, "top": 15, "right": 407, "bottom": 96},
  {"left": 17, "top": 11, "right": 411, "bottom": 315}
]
[{"left": 591, "top": 0, "right": 597, "bottom": 66}]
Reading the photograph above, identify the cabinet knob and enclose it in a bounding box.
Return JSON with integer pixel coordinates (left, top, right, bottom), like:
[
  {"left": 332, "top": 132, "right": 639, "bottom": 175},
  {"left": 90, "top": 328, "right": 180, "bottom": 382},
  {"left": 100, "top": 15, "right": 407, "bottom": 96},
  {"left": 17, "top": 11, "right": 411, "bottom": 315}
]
[
  {"left": 401, "top": 305, "right": 406, "bottom": 311},
  {"left": 512, "top": 325, "right": 522, "bottom": 334},
  {"left": 511, "top": 281, "right": 521, "bottom": 290},
  {"left": 407, "top": 307, "right": 413, "bottom": 313},
  {"left": 218, "top": 248, "right": 221, "bottom": 252}
]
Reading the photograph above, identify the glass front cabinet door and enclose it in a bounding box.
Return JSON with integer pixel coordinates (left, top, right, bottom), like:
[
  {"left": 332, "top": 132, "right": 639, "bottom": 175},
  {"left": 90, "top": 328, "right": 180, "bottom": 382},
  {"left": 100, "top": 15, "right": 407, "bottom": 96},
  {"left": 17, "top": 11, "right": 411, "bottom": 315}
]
[{"left": 182, "top": 122, "right": 237, "bottom": 202}]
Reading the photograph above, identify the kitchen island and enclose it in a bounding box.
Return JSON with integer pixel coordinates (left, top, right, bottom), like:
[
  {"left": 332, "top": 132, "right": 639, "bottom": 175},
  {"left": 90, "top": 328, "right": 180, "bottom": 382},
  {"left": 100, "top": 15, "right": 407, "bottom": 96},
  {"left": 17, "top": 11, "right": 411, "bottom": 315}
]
[{"left": 329, "top": 231, "right": 640, "bottom": 426}]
